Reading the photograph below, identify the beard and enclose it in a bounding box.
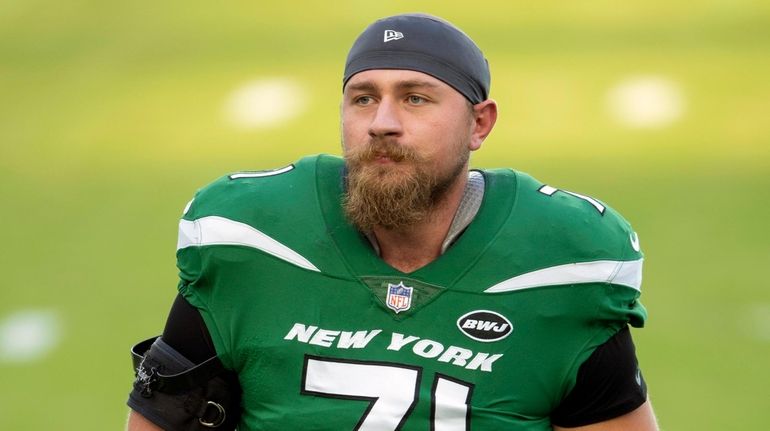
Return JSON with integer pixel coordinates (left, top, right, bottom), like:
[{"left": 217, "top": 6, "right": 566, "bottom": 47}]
[{"left": 343, "top": 138, "right": 468, "bottom": 231}]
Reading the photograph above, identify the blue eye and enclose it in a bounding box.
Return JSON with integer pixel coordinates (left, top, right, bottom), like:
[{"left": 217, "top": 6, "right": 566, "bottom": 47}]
[
  {"left": 355, "top": 96, "right": 373, "bottom": 105},
  {"left": 408, "top": 95, "right": 426, "bottom": 104}
]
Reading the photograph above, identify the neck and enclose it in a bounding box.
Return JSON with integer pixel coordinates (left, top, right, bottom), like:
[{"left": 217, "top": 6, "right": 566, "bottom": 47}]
[{"left": 372, "top": 171, "right": 469, "bottom": 273}]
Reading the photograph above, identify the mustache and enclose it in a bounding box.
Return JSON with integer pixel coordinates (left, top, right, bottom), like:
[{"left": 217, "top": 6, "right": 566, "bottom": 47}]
[{"left": 346, "top": 139, "right": 419, "bottom": 164}]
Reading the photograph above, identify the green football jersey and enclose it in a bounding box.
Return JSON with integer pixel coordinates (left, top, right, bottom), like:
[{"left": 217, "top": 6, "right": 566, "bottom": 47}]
[{"left": 176, "top": 154, "right": 646, "bottom": 431}]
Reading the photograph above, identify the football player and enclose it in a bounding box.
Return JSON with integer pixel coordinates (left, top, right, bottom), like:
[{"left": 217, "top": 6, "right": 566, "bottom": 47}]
[{"left": 127, "top": 13, "right": 659, "bottom": 431}]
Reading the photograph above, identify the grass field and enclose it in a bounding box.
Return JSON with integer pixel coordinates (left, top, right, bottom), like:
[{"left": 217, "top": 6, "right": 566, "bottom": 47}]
[{"left": 1, "top": 1, "right": 768, "bottom": 429}]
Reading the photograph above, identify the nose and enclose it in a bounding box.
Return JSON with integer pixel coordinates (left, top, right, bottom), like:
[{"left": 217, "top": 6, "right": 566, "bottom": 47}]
[{"left": 368, "top": 98, "right": 403, "bottom": 139}]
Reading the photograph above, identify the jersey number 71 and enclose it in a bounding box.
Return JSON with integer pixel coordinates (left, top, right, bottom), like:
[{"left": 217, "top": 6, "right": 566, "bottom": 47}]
[{"left": 302, "top": 356, "right": 473, "bottom": 431}]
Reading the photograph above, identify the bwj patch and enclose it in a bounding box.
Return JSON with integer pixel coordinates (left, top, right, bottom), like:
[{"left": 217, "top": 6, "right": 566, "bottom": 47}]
[{"left": 386, "top": 282, "right": 413, "bottom": 314}]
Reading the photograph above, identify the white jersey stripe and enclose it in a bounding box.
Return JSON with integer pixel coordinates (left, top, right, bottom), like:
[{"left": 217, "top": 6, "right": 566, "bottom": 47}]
[
  {"left": 177, "top": 216, "right": 320, "bottom": 272},
  {"left": 484, "top": 259, "right": 643, "bottom": 293}
]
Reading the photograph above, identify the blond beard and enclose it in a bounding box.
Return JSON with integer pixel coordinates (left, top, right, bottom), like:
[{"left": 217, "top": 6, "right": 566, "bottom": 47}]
[{"left": 343, "top": 139, "right": 468, "bottom": 231}]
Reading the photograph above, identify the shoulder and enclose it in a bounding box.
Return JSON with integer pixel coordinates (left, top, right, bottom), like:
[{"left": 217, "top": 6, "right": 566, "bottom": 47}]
[
  {"left": 475, "top": 169, "right": 644, "bottom": 306},
  {"left": 182, "top": 154, "right": 343, "bottom": 222},
  {"left": 484, "top": 169, "right": 642, "bottom": 262},
  {"left": 174, "top": 154, "right": 345, "bottom": 276}
]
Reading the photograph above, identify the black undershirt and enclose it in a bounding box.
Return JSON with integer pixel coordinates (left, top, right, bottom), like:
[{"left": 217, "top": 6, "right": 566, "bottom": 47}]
[
  {"left": 160, "top": 294, "right": 647, "bottom": 427},
  {"left": 161, "top": 294, "right": 217, "bottom": 364},
  {"left": 550, "top": 325, "right": 648, "bottom": 427}
]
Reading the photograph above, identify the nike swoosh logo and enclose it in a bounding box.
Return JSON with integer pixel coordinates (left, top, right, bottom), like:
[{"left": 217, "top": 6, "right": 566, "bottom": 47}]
[
  {"left": 635, "top": 369, "right": 642, "bottom": 386},
  {"left": 630, "top": 232, "right": 641, "bottom": 252}
]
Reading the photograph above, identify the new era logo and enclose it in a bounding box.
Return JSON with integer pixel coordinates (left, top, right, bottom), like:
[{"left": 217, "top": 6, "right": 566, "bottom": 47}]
[{"left": 384, "top": 29, "right": 404, "bottom": 42}]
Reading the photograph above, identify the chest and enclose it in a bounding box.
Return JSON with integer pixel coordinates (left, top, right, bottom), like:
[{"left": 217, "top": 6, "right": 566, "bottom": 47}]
[{"left": 201, "top": 261, "right": 601, "bottom": 431}]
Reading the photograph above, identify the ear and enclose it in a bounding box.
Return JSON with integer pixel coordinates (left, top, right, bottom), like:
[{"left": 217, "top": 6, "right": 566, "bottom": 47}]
[{"left": 469, "top": 99, "right": 498, "bottom": 151}]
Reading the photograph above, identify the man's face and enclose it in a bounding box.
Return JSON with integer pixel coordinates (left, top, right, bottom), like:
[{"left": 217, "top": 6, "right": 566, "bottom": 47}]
[{"left": 341, "top": 69, "right": 477, "bottom": 231}]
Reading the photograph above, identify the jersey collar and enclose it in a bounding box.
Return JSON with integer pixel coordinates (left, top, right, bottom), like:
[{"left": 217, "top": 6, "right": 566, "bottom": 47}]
[{"left": 315, "top": 155, "right": 515, "bottom": 287}]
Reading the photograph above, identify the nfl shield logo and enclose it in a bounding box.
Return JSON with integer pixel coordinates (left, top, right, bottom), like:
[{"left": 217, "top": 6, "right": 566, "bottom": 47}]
[{"left": 386, "top": 282, "right": 413, "bottom": 313}]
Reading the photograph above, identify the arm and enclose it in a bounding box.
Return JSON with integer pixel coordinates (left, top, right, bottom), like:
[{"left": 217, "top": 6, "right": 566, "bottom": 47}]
[
  {"left": 550, "top": 327, "right": 656, "bottom": 430},
  {"left": 553, "top": 400, "right": 658, "bottom": 431},
  {"left": 126, "top": 295, "right": 241, "bottom": 431}
]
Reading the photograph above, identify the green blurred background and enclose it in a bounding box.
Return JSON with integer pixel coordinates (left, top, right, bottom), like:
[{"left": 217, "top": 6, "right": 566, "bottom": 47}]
[{"left": 1, "top": 0, "right": 768, "bottom": 429}]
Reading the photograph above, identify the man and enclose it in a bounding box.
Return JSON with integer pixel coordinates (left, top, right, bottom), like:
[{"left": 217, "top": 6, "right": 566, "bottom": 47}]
[{"left": 127, "top": 13, "right": 658, "bottom": 430}]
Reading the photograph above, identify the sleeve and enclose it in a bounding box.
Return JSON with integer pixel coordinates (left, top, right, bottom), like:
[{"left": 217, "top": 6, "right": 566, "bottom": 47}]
[
  {"left": 550, "top": 326, "right": 648, "bottom": 428},
  {"left": 161, "top": 294, "right": 218, "bottom": 363}
]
